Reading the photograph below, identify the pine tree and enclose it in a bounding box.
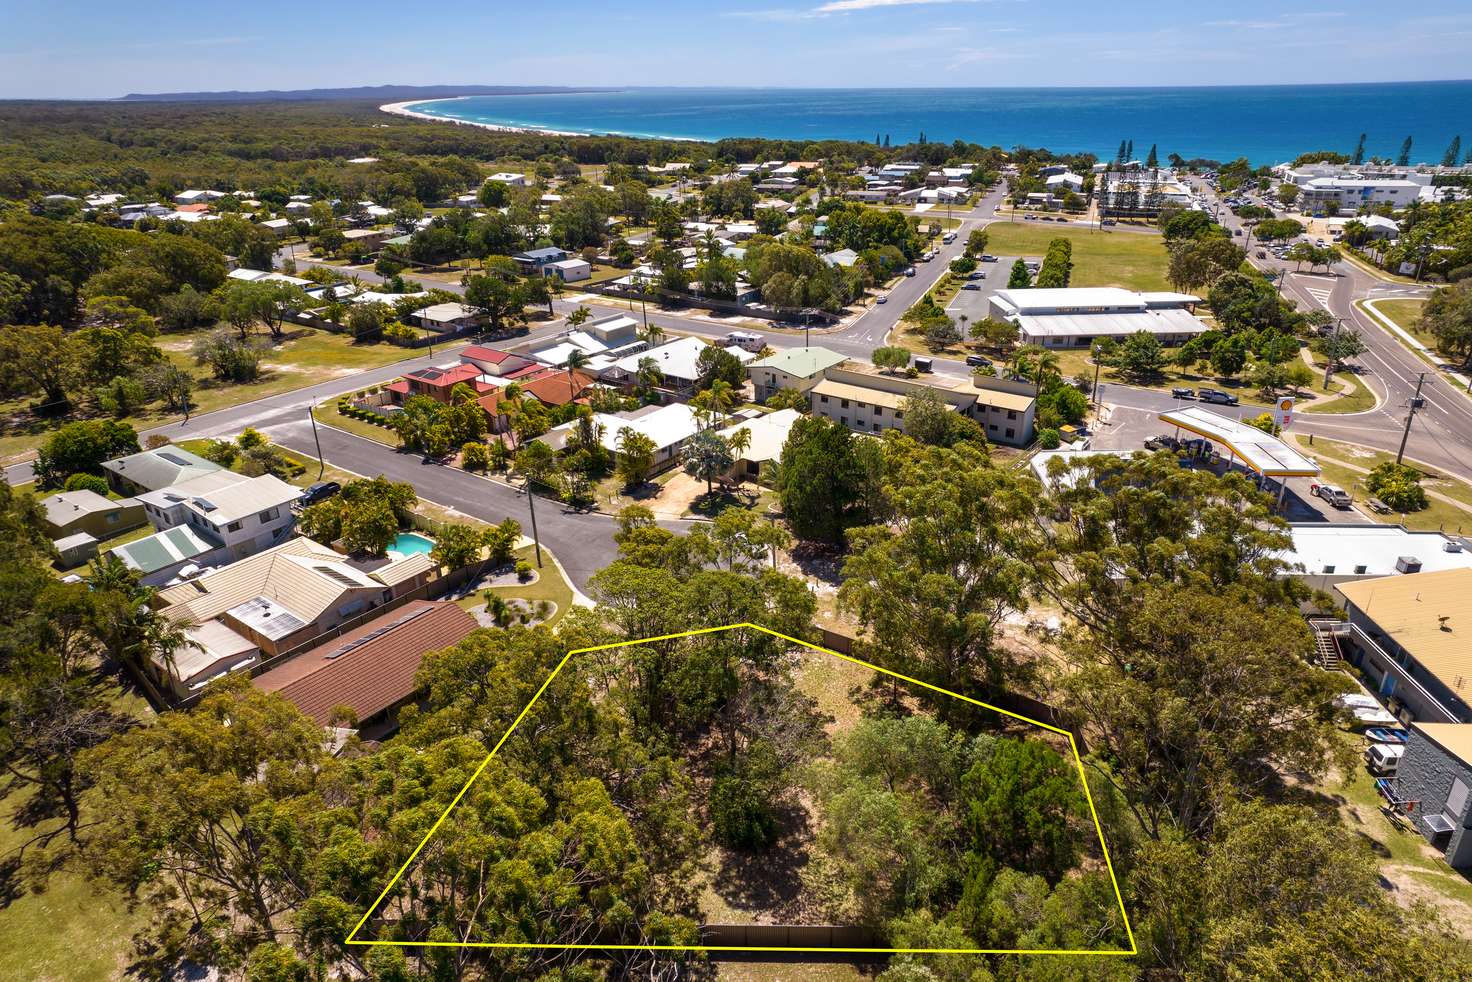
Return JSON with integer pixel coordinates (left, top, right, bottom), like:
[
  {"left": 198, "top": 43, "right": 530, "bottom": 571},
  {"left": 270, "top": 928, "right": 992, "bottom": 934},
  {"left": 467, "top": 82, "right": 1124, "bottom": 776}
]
[
  {"left": 1397, "top": 135, "right": 1413, "bottom": 166},
  {"left": 1146, "top": 143, "right": 1159, "bottom": 168},
  {"left": 883, "top": 134, "right": 890, "bottom": 148},
  {"left": 1126, "top": 139, "right": 1134, "bottom": 161},
  {"left": 1352, "top": 133, "right": 1366, "bottom": 165},
  {"left": 1117, "top": 140, "right": 1127, "bottom": 164},
  {"left": 875, "top": 133, "right": 881, "bottom": 145},
  {"left": 1443, "top": 136, "right": 1462, "bottom": 168}
]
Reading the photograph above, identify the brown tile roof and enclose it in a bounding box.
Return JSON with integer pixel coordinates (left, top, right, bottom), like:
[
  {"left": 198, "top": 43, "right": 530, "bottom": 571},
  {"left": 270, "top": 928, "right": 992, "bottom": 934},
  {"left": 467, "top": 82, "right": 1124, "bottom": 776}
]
[
  {"left": 252, "top": 600, "right": 476, "bottom": 725},
  {"left": 521, "top": 369, "right": 596, "bottom": 406}
]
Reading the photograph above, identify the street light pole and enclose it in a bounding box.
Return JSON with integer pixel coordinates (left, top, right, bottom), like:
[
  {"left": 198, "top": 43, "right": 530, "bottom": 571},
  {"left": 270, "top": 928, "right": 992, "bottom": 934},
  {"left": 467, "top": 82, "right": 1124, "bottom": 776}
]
[{"left": 1396, "top": 373, "right": 1426, "bottom": 466}]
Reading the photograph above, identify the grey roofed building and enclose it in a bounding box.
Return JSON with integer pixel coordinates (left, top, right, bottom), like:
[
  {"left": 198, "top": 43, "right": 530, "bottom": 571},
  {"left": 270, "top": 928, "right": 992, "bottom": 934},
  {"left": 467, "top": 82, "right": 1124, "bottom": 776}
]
[
  {"left": 111, "top": 525, "right": 218, "bottom": 584},
  {"left": 102, "top": 446, "right": 222, "bottom": 495}
]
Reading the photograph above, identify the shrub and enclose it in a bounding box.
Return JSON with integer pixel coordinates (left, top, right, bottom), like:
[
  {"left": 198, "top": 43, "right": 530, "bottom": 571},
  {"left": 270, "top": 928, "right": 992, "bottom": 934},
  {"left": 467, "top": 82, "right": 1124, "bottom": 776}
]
[
  {"left": 1366, "top": 461, "right": 1428, "bottom": 512},
  {"left": 709, "top": 772, "right": 779, "bottom": 850},
  {"left": 461, "top": 442, "right": 490, "bottom": 471},
  {"left": 63, "top": 472, "right": 110, "bottom": 495},
  {"left": 515, "top": 559, "right": 532, "bottom": 580},
  {"left": 1037, "top": 428, "right": 1061, "bottom": 450}
]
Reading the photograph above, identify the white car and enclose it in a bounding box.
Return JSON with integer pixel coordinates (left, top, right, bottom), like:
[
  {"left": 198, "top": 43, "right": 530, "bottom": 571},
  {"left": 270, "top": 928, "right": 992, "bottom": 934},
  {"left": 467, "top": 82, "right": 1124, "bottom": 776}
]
[{"left": 875, "top": 294, "right": 889, "bottom": 304}]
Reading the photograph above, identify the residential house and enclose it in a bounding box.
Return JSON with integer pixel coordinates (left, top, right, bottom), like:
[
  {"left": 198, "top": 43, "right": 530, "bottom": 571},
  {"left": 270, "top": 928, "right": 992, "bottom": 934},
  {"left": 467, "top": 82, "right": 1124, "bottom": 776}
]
[
  {"left": 40, "top": 489, "right": 145, "bottom": 540},
  {"left": 716, "top": 408, "right": 801, "bottom": 481},
  {"left": 154, "top": 537, "right": 435, "bottom": 665},
  {"left": 540, "top": 403, "right": 703, "bottom": 472},
  {"left": 601, "top": 336, "right": 754, "bottom": 398},
  {"left": 260, "top": 218, "right": 293, "bottom": 236},
  {"left": 111, "top": 525, "right": 219, "bottom": 586},
  {"left": 341, "top": 227, "right": 393, "bottom": 250},
  {"left": 1045, "top": 171, "right": 1085, "bottom": 193},
  {"left": 413, "top": 301, "right": 485, "bottom": 334},
  {"left": 390, "top": 363, "right": 493, "bottom": 405},
  {"left": 512, "top": 246, "right": 570, "bottom": 273},
  {"left": 988, "top": 288, "right": 1208, "bottom": 348},
  {"left": 142, "top": 473, "right": 302, "bottom": 562},
  {"left": 544, "top": 258, "right": 592, "bottom": 282},
  {"left": 1335, "top": 568, "right": 1472, "bottom": 724},
  {"left": 102, "top": 445, "right": 222, "bottom": 496},
  {"left": 476, "top": 370, "right": 596, "bottom": 432},
  {"left": 487, "top": 172, "right": 528, "bottom": 186},
  {"left": 459, "top": 345, "right": 539, "bottom": 377},
  {"left": 822, "top": 248, "right": 860, "bottom": 268},
  {"left": 253, "top": 600, "right": 477, "bottom": 736},
  {"left": 747, "top": 346, "right": 848, "bottom": 403}
]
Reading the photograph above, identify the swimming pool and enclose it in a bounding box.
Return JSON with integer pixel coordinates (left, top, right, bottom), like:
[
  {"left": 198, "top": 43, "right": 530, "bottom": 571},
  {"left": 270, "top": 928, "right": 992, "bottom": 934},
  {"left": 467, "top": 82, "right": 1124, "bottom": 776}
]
[{"left": 387, "top": 532, "right": 435, "bottom": 560}]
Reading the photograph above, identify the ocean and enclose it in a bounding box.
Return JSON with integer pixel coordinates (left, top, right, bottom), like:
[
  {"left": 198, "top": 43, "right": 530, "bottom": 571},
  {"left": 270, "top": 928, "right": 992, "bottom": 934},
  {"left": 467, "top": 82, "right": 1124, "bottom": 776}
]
[{"left": 401, "top": 82, "right": 1471, "bottom": 166}]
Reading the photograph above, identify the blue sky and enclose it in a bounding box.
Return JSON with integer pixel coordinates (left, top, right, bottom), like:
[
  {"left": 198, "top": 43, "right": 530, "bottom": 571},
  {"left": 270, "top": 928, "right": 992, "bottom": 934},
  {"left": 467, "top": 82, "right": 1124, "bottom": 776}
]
[{"left": 3, "top": 0, "right": 1470, "bottom": 98}]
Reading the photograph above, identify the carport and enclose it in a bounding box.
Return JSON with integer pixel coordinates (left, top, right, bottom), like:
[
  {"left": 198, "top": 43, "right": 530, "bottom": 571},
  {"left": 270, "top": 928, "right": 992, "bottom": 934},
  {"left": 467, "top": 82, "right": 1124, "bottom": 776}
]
[{"left": 1158, "top": 406, "right": 1320, "bottom": 509}]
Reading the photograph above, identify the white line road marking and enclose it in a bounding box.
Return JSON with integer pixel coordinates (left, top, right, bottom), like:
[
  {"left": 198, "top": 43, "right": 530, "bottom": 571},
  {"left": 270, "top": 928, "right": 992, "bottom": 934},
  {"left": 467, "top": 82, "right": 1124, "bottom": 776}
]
[{"left": 1304, "top": 286, "right": 1333, "bottom": 308}]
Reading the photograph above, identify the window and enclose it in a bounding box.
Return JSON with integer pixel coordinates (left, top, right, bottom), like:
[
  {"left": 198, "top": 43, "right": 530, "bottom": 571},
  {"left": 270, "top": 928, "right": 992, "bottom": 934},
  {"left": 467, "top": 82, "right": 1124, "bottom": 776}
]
[
  {"left": 1354, "top": 565, "right": 1367, "bottom": 574},
  {"left": 874, "top": 406, "right": 883, "bottom": 416},
  {"left": 1007, "top": 409, "right": 1018, "bottom": 420},
  {"left": 337, "top": 598, "right": 365, "bottom": 618},
  {"left": 1448, "top": 777, "right": 1470, "bottom": 818},
  {"left": 1005, "top": 428, "right": 1015, "bottom": 439},
  {"left": 840, "top": 399, "right": 850, "bottom": 409},
  {"left": 258, "top": 507, "right": 278, "bottom": 523},
  {"left": 227, "top": 521, "right": 243, "bottom": 533},
  {"left": 820, "top": 395, "right": 829, "bottom": 404},
  {"left": 895, "top": 411, "right": 903, "bottom": 420},
  {"left": 106, "top": 513, "right": 119, "bottom": 524},
  {"left": 988, "top": 423, "right": 998, "bottom": 432},
  {"left": 1323, "top": 565, "right": 1336, "bottom": 574},
  {"left": 841, "top": 417, "right": 848, "bottom": 426}
]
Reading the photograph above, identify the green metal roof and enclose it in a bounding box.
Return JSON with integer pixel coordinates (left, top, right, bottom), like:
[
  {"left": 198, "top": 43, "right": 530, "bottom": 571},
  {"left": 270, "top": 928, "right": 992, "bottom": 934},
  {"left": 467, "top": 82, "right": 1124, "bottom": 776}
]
[{"left": 748, "top": 346, "right": 847, "bottom": 378}]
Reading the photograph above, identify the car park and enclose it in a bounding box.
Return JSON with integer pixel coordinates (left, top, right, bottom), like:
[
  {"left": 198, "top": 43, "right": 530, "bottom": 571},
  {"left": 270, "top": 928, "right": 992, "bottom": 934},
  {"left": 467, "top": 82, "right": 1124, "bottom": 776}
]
[{"left": 1171, "top": 387, "right": 1195, "bottom": 399}]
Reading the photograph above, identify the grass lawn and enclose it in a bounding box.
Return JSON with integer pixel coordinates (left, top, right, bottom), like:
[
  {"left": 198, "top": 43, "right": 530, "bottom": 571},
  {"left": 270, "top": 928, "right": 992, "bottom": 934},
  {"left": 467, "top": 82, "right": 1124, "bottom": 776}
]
[
  {"left": 313, "top": 401, "right": 400, "bottom": 448},
  {"left": 1299, "top": 350, "right": 1377, "bottom": 414},
  {"left": 1292, "top": 435, "right": 1472, "bottom": 534},
  {"left": 980, "top": 224, "right": 1172, "bottom": 292},
  {"left": 0, "top": 331, "right": 419, "bottom": 464},
  {"left": 0, "top": 678, "right": 152, "bottom": 982},
  {"left": 473, "top": 543, "right": 577, "bottom": 630}
]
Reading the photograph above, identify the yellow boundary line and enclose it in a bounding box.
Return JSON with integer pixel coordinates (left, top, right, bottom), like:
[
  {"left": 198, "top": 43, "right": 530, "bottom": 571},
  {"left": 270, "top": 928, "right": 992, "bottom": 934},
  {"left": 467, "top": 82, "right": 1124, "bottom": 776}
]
[{"left": 344, "top": 622, "right": 1138, "bottom": 957}]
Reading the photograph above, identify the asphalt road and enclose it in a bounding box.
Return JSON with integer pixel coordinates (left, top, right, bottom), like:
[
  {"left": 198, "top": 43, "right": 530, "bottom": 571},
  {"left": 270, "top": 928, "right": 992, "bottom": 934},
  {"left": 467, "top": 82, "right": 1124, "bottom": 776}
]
[{"left": 1190, "top": 179, "right": 1472, "bottom": 482}]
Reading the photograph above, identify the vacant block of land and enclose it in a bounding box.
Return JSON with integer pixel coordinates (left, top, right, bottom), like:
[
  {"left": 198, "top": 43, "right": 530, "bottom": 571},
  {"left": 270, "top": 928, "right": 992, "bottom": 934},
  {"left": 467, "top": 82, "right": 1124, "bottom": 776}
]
[{"left": 982, "top": 225, "right": 1171, "bottom": 293}]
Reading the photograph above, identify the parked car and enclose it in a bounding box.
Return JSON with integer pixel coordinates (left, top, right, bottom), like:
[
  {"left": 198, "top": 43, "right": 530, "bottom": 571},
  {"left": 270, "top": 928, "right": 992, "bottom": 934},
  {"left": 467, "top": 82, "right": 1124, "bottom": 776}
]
[
  {"left": 980, "top": 254, "right": 998, "bottom": 262},
  {"left": 1144, "top": 435, "right": 1181, "bottom": 451},
  {"left": 965, "top": 354, "right": 992, "bottom": 367},
  {"left": 904, "top": 267, "right": 917, "bottom": 277},
  {"left": 942, "top": 232, "right": 956, "bottom": 243},
  {"left": 299, "top": 481, "right": 341, "bottom": 507},
  {"left": 1311, "top": 483, "right": 1353, "bottom": 509},
  {"left": 1171, "top": 387, "right": 1195, "bottom": 399},
  {"left": 962, "top": 283, "right": 981, "bottom": 291},
  {"left": 875, "top": 293, "right": 889, "bottom": 304},
  {"left": 1198, "top": 388, "right": 1239, "bottom": 406},
  {"left": 1366, "top": 727, "right": 1410, "bottom": 745},
  {"left": 1101, "top": 219, "right": 1117, "bottom": 226},
  {"left": 1365, "top": 743, "right": 1404, "bottom": 777}
]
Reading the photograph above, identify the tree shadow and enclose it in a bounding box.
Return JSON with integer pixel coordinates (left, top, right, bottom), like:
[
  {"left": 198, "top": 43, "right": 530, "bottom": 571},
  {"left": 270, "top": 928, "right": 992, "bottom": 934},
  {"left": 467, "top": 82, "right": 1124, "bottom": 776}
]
[
  {"left": 688, "top": 486, "right": 760, "bottom": 517},
  {"left": 713, "top": 798, "right": 814, "bottom": 918}
]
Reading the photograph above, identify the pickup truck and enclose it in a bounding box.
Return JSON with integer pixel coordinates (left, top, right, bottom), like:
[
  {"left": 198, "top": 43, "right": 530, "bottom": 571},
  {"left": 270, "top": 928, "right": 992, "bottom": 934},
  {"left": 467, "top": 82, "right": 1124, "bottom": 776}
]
[
  {"left": 1197, "top": 388, "right": 1240, "bottom": 406},
  {"left": 1312, "top": 483, "right": 1353, "bottom": 509}
]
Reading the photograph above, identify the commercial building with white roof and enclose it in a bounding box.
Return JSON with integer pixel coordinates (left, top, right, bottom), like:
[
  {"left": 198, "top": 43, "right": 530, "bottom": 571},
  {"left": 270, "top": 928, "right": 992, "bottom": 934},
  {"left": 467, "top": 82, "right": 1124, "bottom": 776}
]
[
  {"left": 1281, "top": 524, "right": 1472, "bottom": 589},
  {"left": 989, "top": 287, "right": 1209, "bottom": 348},
  {"left": 1299, "top": 177, "right": 1421, "bottom": 211}
]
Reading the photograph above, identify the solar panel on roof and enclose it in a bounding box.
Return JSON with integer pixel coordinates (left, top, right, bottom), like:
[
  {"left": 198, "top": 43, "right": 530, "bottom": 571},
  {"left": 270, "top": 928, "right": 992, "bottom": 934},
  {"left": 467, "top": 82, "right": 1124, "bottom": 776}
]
[
  {"left": 322, "top": 605, "right": 434, "bottom": 659},
  {"left": 313, "top": 565, "right": 364, "bottom": 588}
]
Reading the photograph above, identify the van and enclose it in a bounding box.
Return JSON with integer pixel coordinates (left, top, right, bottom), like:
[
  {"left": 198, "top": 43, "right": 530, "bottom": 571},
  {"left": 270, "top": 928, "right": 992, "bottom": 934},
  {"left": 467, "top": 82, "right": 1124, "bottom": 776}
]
[
  {"left": 1365, "top": 743, "right": 1404, "bottom": 777},
  {"left": 723, "top": 331, "right": 766, "bottom": 353},
  {"left": 943, "top": 232, "right": 956, "bottom": 244},
  {"left": 914, "top": 357, "right": 933, "bottom": 373}
]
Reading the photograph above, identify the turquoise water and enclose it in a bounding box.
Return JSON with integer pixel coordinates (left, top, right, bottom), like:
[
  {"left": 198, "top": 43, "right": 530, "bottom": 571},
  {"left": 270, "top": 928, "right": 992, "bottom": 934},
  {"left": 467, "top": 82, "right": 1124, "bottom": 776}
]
[
  {"left": 388, "top": 532, "right": 434, "bottom": 558},
  {"left": 403, "top": 81, "right": 1472, "bottom": 166}
]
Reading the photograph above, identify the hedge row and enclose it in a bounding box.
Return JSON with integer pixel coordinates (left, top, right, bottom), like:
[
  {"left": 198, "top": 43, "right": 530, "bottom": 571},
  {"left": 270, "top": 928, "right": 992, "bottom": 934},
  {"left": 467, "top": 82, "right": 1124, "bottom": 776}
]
[{"left": 1035, "top": 238, "right": 1073, "bottom": 288}]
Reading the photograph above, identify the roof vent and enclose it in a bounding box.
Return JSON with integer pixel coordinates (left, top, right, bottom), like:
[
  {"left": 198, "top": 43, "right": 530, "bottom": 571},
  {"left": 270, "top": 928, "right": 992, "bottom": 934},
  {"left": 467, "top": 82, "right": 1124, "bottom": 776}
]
[
  {"left": 1445, "top": 541, "right": 1464, "bottom": 553},
  {"left": 1396, "top": 555, "right": 1423, "bottom": 574}
]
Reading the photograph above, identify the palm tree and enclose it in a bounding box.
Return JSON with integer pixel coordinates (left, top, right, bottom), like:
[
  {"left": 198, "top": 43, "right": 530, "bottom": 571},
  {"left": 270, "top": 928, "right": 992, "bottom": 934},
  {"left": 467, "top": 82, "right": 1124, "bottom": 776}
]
[
  {"left": 563, "top": 348, "right": 592, "bottom": 394},
  {"left": 728, "top": 424, "right": 752, "bottom": 461},
  {"left": 635, "top": 355, "right": 663, "bottom": 397},
  {"left": 640, "top": 323, "right": 666, "bottom": 348},
  {"left": 566, "top": 305, "right": 593, "bottom": 329}
]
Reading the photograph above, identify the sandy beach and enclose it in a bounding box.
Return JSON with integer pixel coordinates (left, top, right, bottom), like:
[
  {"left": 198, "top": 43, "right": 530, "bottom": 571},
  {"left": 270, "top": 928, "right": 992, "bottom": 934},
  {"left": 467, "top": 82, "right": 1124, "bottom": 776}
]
[{"left": 379, "top": 98, "right": 581, "bottom": 136}]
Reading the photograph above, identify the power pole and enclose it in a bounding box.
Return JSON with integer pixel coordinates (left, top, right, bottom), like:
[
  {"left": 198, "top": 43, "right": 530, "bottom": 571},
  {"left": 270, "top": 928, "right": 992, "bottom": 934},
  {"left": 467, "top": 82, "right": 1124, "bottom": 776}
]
[
  {"left": 522, "top": 478, "right": 544, "bottom": 568},
  {"left": 1396, "top": 373, "right": 1426, "bottom": 466},
  {"left": 308, "top": 401, "right": 325, "bottom": 479},
  {"left": 1091, "top": 356, "right": 1102, "bottom": 411}
]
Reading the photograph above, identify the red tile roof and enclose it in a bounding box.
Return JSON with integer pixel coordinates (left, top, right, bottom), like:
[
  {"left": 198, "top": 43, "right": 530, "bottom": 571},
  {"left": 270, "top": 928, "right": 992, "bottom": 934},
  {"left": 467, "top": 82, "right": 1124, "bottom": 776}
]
[
  {"left": 386, "top": 379, "right": 410, "bottom": 394},
  {"left": 460, "top": 345, "right": 515, "bottom": 364},
  {"left": 521, "top": 369, "right": 596, "bottom": 406},
  {"left": 252, "top": 601, "right": 477, "bottom": 725},
  {"left": 505, "top": 363, "right": 553, "bottom": 381}
]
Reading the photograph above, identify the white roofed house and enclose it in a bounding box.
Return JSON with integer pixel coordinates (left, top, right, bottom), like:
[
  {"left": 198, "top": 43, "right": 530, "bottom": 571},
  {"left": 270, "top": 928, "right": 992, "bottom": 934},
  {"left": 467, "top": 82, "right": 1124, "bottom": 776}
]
[
  {"left": 413, "top": 302, "right": 485, "bottom": 333},
  {"left": 539, "top": 403, "right": 704, "bottom": 473},
  {"left": 988, "top": 287, "right": 1208, "bottom": 348},
  {"left": 600, "top": 336, "right": 755, "bottom": 398},
  {"left": 1045, "top": 171, "right": 1085, "bottom": 193},
  {"left": 716, "top": 408, "right": 801, "bottom": 481}
]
